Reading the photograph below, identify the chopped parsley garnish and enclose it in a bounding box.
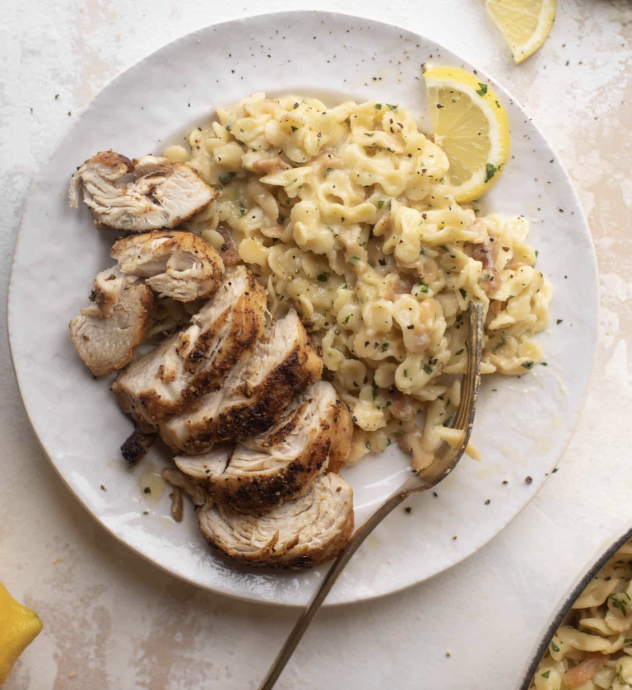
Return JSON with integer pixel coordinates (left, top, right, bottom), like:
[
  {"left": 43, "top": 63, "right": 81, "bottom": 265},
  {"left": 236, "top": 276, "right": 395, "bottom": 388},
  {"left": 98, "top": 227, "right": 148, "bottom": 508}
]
[
  {"left": 348, "top": 256, "right": 360, "bottom": 266},
  {"left": 375, "top": 103, "right": 382, "bottom": 110},
  {"left": 535, "top": 250, "right": 539, "bottom": 258},
  {"left": 495, "top": 100, "right": 501, "bottom": 108},
  {"left": 381, "top": 343, "right": 390, "bottom": 352},
  {"left": 291, "top": 126, "right": 298, "bottom": 132},
  {"left": 317, "top": 273, "right": 328, "bottom": 282},
  {"left": 372, "top": 383, "right": 378, "bottom": 401},
  {"left": 423, "top": 363, "right": 432, "bottom": 375},
  {"left": 485, "top": 163, "right": 497, "bottom": 183},
  {"left": 476, "top": 83, "right": 488, "bottom": 97},
  {"left": 218, "top": 172, "right": 236, "bottom": 186},
  {"left": 378, "top": 200, "right": 385, "bottom": 209},
  {"left": 540, "top": 361, "right": 548, "bottom": 366},
  {"left": 459, "top": 288, "right": 467, "bottom": 299},
  {"left": 440, "top": 245, "right": 449, "bottom": 251},
  {"left": 418, "top": 283, "right": 429, "bottom": 293},
  {"left": 521, "top": 361, "right": 535, "bottom": 370},
  {"left": 386, "top": 104, "right": 398, "bottom": 112},
  {"left": 550, "top": 641, "right": 560, "bottom": 652},
  {"left": 365, "top": 132, "right": 374, "bottom": 137},
  {"left": 238, "top": 208, "right": 246, "bottom": 217},
  {"left": 492, "top": 332, "right": 506, "bottom": 352},
  {"left": 541, "top": 671, "right": 550, "bottom": 679},
  {"left": 403, "top": 370, "right": 408, "bottom": 377},
  {"left": 610, "top": 594, "right": 630, "bottom": 616},
  {"left": 455, "top": 349, "right": 464, "bottom": 356},
  {"left": 225, "top": 124, "right": 232, "bottom": 131},
  {"left": 343, "top": 314, "right": 351, "bottom": 324}
]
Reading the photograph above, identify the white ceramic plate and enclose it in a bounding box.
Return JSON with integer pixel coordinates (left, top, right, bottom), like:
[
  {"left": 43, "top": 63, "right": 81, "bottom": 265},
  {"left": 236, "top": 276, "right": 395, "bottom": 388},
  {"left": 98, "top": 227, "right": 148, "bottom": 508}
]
[{"left": 8, "top": 11, "right": 597, "bottom": 606}]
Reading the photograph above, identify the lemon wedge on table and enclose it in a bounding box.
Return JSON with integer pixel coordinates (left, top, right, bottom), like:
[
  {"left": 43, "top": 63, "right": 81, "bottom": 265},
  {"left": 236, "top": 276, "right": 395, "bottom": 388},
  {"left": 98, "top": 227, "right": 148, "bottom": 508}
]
[
  {"left": 423, "top": 65, "right": 510, "bottom": 204},
  {"left": 486, "top": 0, "right": 556, "bottom": 64},
  {"left": 0, "top": 581, "right": 43, "bottom": 685}
]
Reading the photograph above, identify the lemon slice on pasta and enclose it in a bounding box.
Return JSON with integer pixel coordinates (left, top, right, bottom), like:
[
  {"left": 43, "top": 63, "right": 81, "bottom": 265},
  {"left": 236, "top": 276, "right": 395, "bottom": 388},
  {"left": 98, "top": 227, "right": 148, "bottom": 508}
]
[
  {"left": 485, "top": 0, "right": 556, "bottom": 65},
  {"left": 423, "top": 65, "right": 510, "bottom": 203}
]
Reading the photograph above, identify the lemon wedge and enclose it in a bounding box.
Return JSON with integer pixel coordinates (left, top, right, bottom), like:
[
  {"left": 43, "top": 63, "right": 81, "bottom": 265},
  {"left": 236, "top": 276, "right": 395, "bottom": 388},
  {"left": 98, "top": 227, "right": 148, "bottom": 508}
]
[
  {"left": 485, "top": 0, "right": 556, "bottom": 64},
  {"left": 423, "top": 65, "right": 510, "bottom": 203},
  {"left": 0, "top": 581, "right": 43, "bottom": 685}
]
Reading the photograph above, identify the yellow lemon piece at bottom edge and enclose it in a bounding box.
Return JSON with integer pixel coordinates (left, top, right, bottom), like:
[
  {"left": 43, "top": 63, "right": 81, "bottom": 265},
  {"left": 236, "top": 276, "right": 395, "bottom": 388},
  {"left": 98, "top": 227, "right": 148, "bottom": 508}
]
[
  {"left": 423, "top": 65, "right": 511, "bottom": 204},
  {"left": 486, "top": 0, "right": 556, "bottom": 65},
  {"left": 0, "top": 581, "right": 43, "bottom": 685}
]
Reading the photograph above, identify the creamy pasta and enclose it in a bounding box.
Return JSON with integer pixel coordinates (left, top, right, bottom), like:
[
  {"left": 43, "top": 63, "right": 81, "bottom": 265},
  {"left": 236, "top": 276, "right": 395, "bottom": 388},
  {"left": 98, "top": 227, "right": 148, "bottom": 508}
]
[
  {"left": 170, "top": 93, "right": 552, "bottom": 469},
  {"left": 530, "top": 539, "right": 632, "bottom": 690}
]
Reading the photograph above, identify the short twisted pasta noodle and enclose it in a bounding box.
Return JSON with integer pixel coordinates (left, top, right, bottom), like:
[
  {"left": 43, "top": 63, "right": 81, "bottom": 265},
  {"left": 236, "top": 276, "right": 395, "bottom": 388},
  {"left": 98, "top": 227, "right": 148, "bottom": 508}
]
[
  {"left": 530, "top": 540, "right": 632, "bottom": 690},
  {"left": 173, "top": 93, "right": 552, "bottom": 466}
]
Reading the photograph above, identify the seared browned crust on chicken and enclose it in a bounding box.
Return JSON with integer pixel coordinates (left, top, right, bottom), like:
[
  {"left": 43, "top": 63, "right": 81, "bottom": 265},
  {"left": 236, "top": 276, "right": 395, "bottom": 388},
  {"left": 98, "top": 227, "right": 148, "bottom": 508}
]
[
  {"left": 196, "top": 473, "right": 354, "bottom": 568},
  {"left": 112, "top": 267, "right": 266, "bottom": 427},
  {"left": 174, "top": 381, "right": 350, "bottom": 510},
  {"left": 111, "top": 231, "right": 225, "bottom": 302},
  {"left": 69, "top": 267, "right": 156, "bottom": 377},
  {"left": 325, "top": 392, "right": 353, "bottom": 475},
  {"left": 69, "top": 152, "right": 216, "bottom": 232},
  {"left": 120, "top": 426, "right": 156, "bottom": 465},
  {"left": 160, "top": 310, "right": 323, "bottom": 455}
]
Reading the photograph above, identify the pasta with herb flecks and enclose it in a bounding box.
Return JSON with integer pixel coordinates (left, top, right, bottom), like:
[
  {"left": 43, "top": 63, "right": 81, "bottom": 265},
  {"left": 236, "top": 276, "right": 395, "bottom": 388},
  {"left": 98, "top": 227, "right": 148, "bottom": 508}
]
[
  {"left": 171, "top": 93, "right": 551, "bottom": 469},
  {"left": 530, "top": 539, "right": 632, "bottom": 690}
]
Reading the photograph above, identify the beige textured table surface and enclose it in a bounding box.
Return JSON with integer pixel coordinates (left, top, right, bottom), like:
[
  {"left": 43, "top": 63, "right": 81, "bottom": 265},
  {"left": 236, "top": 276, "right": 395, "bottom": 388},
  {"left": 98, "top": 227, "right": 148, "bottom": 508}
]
[{"left": 1, "top": 1, "right": 631, "bottom": 688}]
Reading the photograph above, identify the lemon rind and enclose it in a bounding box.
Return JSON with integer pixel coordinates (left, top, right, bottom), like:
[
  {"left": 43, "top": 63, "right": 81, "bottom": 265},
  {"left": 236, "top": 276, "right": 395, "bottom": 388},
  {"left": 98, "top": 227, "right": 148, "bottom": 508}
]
[
  {"left": 485, "top": 0, "right": 557, "bottom": 65},
  {"left": 424, "top": 66, "right": 510, "bottom": 203}
]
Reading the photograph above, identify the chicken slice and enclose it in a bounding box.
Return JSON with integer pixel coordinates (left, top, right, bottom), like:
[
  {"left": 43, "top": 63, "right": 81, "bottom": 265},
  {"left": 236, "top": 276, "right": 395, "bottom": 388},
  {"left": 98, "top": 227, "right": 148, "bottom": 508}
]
[
  {"left": 112, "top": 266, "right": 266, "bottom": 428},
  {"left": 69, "top": 151, "right": 217, "bottom": 232},
  {"left": 197, "top": 473, "right": 354, "bottom": 568},
  {"left": 160, "top": 310, "right": 323, "bottom": 454},
  {"left": 69, "top": 266, "right": 156, "bottom": 377},
  {"left": 174, "top": 381, "right": 352, "bottom": 510},
  {"left": 84, "top": 265, "right": 131, "bottom": 319},
  {"left": 111, "top": 231, "right": 224, "bottom": 302}
]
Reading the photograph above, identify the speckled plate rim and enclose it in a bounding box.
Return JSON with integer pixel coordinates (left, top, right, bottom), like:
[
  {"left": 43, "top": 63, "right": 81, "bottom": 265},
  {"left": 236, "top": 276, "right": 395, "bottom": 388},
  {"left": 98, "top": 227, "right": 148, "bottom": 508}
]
[
  {"left": 7, "top": 10, "right": 599, "bottom": 607},
  {"left": 517, "top": 519, "right": 632, "bottom": 689}
]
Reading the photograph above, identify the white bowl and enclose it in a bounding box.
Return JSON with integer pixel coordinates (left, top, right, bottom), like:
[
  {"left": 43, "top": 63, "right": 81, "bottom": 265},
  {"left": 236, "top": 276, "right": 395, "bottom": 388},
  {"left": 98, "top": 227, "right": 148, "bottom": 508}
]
[{"left": 517, "top": 520, "right": 632, "bottom": 689}]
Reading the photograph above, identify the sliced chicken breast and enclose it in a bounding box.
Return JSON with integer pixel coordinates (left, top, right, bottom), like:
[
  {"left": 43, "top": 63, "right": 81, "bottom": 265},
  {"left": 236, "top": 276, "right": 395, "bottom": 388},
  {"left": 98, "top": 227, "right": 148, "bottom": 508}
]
[
  {"left": 111, "top": 231, "right": 224, "bottom": 302},
  {"left": 160, "top": 310, "right": 323, "bottom": 454},
  {"left": 112, "top": 267, "right": 266, "bottom": 428},
  {"left": 69, "top": 267, "right": 156, "bottom": 377},
  {"left": 69, "top": 151, "right": 216, "bottom": 232},
  {"left": 175, "top": 381, "right": 352, "bottom": 510},
  {"left": 197, "top": 473, "right": 354, "bottom": 568},
  {"left": 85, "top": 265, "right": 130, "bottom": 319}
]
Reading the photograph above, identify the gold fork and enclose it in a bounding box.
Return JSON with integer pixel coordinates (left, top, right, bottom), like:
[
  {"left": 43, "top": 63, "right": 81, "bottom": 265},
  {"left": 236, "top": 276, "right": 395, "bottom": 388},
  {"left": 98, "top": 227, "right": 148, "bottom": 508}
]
[{"left": 259, "top": 302, "right": 484, "bottom": 690}]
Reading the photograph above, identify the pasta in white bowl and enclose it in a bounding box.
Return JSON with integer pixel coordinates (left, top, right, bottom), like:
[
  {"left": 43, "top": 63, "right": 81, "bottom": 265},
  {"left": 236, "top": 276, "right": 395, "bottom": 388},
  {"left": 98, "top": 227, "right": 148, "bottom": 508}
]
[
  {"left": 170, "top": 93, "right": 552, "bottom": 470},
  {"left": 525, "top": 534, "right": 632, "bottom": 690}
]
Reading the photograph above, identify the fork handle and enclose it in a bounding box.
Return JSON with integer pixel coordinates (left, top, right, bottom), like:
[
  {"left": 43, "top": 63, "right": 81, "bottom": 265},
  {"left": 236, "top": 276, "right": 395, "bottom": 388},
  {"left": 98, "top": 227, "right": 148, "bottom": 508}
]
[{"left": 258, "top": 489, "right": 410, "bottom": 690}]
